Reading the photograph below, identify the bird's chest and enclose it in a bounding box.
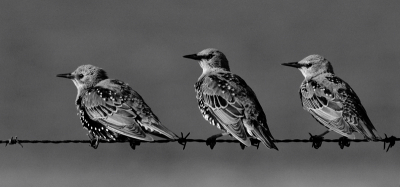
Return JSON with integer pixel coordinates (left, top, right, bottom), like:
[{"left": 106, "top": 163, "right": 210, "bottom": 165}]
[{"left": 300, "top": 80, "right": 335, "bottom": 99}]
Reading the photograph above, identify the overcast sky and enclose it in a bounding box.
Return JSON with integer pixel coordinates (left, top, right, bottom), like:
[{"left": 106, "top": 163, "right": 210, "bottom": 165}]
[{"left": 0, "top": 1, "right": 399, "bottom": 186}]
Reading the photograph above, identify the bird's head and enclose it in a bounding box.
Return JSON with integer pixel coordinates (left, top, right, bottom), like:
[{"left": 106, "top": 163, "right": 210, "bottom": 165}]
[
  {"left": 282, "top": 54, "right": 334, "bottom": 78},
  {"left": 183, "top": 48, "right": 230, "bottom": 74},
  {"left": 57, "top": 64, "right": 108, "bottom": 92}
]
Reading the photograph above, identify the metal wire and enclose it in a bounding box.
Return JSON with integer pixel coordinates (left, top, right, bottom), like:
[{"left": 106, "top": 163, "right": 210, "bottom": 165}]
[{"left": 1, "top": 133, "right": 398, "bottom": 151}]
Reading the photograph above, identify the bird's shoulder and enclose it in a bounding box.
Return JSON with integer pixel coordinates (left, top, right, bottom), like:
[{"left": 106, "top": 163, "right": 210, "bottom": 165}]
[
  {"left": 196, "top": 71, "right": 251, "bottom": 98},
  {"left": 301, "top": 73, "right": 348, "bottom": 99},
  {"left": 196, "top": 71, "right": 265, "bottom": 120},
  {"left": 77, "top": 79, "right": 145, "bottom": 112}
]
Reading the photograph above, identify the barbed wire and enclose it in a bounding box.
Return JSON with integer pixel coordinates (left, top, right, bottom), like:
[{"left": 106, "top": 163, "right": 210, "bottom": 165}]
[{"left": 2, "top": 133, "right": 399, "bottom": 152}]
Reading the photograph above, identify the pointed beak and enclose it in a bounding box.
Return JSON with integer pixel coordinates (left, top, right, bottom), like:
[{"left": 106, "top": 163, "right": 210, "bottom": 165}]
[
  {"left": 281, "top": 62, "right": 303, "bottom": 68},
  {"left": 183, "top": 54, "right": 202, "bottom": 60},
  {"left": 56, "top": 73, "right": 74, "bottom": 79}
]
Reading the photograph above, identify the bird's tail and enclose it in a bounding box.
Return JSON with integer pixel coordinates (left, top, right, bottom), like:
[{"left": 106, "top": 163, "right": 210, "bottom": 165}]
[
  {"left": 358, "top": 120, "right": 381, "bottom": 141},
  {"left": 144, "top": 120, "right": 179, "bottom": 140},
  {"left": 251, "top": 123, "right": 278, "bottom": 150}
]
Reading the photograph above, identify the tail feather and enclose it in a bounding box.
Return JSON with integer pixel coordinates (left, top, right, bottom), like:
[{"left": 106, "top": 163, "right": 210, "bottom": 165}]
[
  {"left": 358, "top": 120, "right": 381, "bottom": 141},
  {"left": 252, "top": 125, "right": 278, "bottom": 150}
]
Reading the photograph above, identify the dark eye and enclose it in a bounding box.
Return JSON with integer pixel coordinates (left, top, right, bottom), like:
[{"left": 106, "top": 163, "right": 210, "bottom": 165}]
[
  {"left": 77, "top": 74, "right": 84, "bottom": 79},
  {"left": 205, "top": 54, "right": 214, "bottom": 60},
  {"left": 304, "top": 64, "right": 312, "bottom": 68}
]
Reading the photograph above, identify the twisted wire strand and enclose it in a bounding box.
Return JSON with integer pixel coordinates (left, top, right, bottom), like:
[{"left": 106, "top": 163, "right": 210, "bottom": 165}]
[
  {"left": 1, "top": 137, "right": 398, "bottom": 144},
  {"left": 1, "top": 131, "right": 398, "bottom": 152}
]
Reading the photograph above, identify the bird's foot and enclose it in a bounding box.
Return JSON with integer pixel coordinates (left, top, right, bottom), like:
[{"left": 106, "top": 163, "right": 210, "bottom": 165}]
[
  {"left": 338, "top": 136, "right": 350, "bottom": 149},
  {"left": 206, "top": 133, "right": 226, "bottom": 149},
  {"left": 87, "top": 133, "right": 99, "bottom": 149},
  {"left": 309, "top": 133, "right": 324, "bottom": 149},
  {"left": 250, "top": 139, "right": 261, "bottom": 149},
  {"left": 128, "top": 138, "right": 141, "bottom": 150},
  {"left": 206, "top": 136, "right": 218, "bottom": 150}
]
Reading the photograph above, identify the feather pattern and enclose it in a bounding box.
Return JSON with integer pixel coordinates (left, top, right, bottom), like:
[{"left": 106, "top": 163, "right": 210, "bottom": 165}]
[
  {"left": 196, "top": 71, "right": 278, "bottom": 149},
  {"left": 300, "top": 73, "right": 380, "bottom": 140},
  {"left": 77, "top": 79, "right": 178, "bottom": 141}
]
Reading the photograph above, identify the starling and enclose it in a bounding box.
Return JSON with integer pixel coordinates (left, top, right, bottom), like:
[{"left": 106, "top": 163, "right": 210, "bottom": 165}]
[
  {"left": 57, "top": 65, "right": 179, "bottom": 148},
  {"left": 184, "top": 48, "right": 278, "bottom": 150},
  {"left": 282, "top": 55, "right": 381, "bottom": 140}
]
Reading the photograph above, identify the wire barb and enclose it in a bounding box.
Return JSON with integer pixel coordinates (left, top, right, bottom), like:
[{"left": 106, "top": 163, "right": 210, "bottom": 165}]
[
  {"left": 5, "top": 136, "right": 23, "bottom": 148},
  {"left": 383, "top": 134, "right": 396, "bottom": 152},
  {"left": 1, "top": 134, "right": 399, "bottom": 152},
  {"left": 177, "top": 132, "right": 190, "bottom": 150}
]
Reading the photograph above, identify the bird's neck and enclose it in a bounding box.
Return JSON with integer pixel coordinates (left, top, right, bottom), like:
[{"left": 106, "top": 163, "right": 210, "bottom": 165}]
[
  {"left": 75, "top": 88, "right": 88, "bottom": 103},
  {"left": 199, "top": 67, "right": 228, "bottom": 80}
]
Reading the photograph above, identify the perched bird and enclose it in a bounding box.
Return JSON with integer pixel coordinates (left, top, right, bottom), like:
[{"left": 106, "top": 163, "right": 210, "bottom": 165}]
[
  {"left": 282, "top": 55, "right": 381, "bottom": 140},
  {"left": 57, "top": 65, "right": 179, "bottom": 148},
  {"left": 183, "top": 48, "right": 278, "bottom": 150}
]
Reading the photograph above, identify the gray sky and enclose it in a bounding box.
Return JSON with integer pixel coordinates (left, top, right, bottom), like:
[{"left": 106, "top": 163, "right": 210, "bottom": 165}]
[{"left": 0, "top": 1, "right": 399, "bottom": 186}]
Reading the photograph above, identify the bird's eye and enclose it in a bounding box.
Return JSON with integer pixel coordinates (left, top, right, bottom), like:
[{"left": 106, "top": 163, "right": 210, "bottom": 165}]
[
  {"left": 205, "top": 54, "right": 214, "bottom": 60},
  {"left": 304, "top": 64, "right": 312, "bottom": 68},
  {"left": 78, "top": 74, "right": 84, "bottom": 79}
]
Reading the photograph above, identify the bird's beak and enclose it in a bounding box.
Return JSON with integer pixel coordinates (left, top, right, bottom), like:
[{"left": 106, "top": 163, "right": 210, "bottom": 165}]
[
  {"left": 56, "top": 73, "right": 74, "bottom": 79},
  {"left": 281, "top": 62, "right": 303, "bottom": 68},
  {"left": 183, "top": 54, "right": 202, "bottom": 60}
]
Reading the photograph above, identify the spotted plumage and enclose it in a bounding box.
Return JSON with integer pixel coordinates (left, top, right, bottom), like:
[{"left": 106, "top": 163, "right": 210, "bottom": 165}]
[
  {"left": 57, "top": 65, "right": 179, "bottom": 147},
  {"left": 282, "top": 54, "right": 381, "bottom": 140},
  {"left": 184, "top": 48, "right": 278, "bottom": 150}
]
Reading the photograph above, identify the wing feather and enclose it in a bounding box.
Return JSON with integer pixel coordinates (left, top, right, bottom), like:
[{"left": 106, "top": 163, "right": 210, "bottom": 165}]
[
  {"left": 79, "top": 79, "right": 178, "bottom": 141},
  {"left": 300, "top": 75, "right": 380, "bottom": 140}
]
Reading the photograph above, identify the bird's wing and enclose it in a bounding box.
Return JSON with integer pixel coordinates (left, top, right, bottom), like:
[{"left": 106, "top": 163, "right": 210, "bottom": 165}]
[
  {"left": 102, "top": 80, "right": 178, "bottom": 139},
  {"left": 81, "top": 84, "right": 153, "bottom": 141},
  {"left": 196, "top": 72, "right": 251, "bottom": 146},
  {"left": 81, "top": 79, "right": 178, "bottom": 141},
  {"left": 300, "top": 78, "right": 355, "bottom": 138},
  {"left": 326, "top": 76, "right": 381, "bottom": 140}
]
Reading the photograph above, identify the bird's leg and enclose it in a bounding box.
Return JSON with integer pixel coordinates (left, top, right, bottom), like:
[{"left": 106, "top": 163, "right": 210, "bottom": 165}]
[
  {"left": 317, "top": 130, "right": 331, "bottom": 138},
  {"left": 309, "top": 130, "right": 330, "bottom": 149},
  {"left": 87, "top": 132, "right": 99, "bottom": 149},
  {"left": 206, "top": 132, "right": 229, "bottom": 149}
]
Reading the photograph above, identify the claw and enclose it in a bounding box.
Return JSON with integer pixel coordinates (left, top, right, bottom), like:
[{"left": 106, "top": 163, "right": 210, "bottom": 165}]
[
  {"left": 87, "top": 133, "right": 99, "bottom": 149},
  {"left": 250, "top": 139, "right": 261, "bottom": 149},
  {"left": 309, "top": 133, "right": 323, "bottom": 149},
  {"left": 206, "top": 137, "right": 217, "bottom": 149},
  {"left": 129, "top": 139, "right": 141, "bottom": 150},
  {"left": 239, "top": 143, "right": 246, "bottom": 150},
  {"left": 338, "top": 136, "right": 350, "bottom": 149}
]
